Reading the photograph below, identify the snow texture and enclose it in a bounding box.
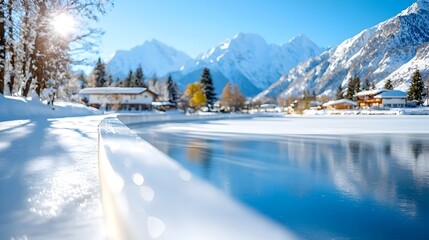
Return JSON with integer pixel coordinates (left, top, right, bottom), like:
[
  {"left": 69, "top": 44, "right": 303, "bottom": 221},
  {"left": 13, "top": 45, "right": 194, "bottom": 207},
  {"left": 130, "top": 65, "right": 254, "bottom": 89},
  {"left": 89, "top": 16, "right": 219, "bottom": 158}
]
[
  {"left": 255, "top": 0, "right": 429, "bottom": 100},
  {"left": 0, "top": 99, "right": 106, "bottom": 239},
  {"left": 106, "top": 33, "right": 322, "bottom": 97},
  {"left": 106, "top": 39, "right": 193, "bottom": 79},
  {"left": 0, "top": 94, "right": 101, "bottom": 121}
]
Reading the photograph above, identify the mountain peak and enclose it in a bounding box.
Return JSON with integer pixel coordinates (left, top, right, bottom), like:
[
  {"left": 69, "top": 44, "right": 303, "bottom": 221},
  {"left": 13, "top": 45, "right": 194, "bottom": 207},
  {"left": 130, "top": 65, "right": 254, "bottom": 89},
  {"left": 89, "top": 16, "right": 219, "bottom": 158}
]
[{"left": 399, "top": 0, "right": 429, "bottom": 16}]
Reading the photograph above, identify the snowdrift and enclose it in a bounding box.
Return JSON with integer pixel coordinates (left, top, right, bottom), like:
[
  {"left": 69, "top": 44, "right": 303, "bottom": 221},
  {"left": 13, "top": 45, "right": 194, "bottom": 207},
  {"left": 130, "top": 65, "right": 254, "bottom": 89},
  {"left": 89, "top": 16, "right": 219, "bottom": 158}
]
[{"left": 0, "top": 94, "right": 101, "bottom": 121}]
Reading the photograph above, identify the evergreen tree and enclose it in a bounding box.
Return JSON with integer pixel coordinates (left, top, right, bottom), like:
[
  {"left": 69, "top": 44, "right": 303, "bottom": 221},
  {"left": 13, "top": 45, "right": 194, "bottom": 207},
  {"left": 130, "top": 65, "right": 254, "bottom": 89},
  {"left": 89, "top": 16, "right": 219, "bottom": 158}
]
[
  {"left": 78, "top": 72, "right": 87, "bottom": 89},
  {"left": 134, "top": 65, "right": 145, "bottom": 87},
  {"left": 335, "top": 85, "right": 343, "bottom": 100},
  {"left": 384, "top": 79, "right": 393, "bottom": 90},
  {"left": 363, "top": 79, "right": 372, "bottom": 91},
  {"left": 345, "top": 78, "right": 355, "bottom": 100},
  {"left": 370, "top": 81, "right": 376, "bottom": 90},
  {"left": 166, "top": 75, "right": 179, "bottom": 104},
  {"left": 107, "top": 74, "right": 113, "bottom": 86},
  {"left": 122, "top": 70, "right": 134, "bottom": 87},
  {"left": 92, "top": 58, "right": 107, "bottom": 87},
  {"left": 353, "top": 76, "right": 361, "bottom": 93},
  {"left": 199, "top": 67, "right": 216, "bottom": 109},
  {"left": 407, "top": 69, "right": 424, "bottom": 105},
  {"left": 345, "top": 75, "right": 360, "bottom": 100}
]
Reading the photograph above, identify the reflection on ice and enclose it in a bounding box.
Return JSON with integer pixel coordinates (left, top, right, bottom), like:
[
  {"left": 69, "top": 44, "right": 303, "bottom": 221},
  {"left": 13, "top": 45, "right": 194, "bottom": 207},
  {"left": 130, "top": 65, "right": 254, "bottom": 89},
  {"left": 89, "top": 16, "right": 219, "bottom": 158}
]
[{"left": 138, "top": 128, "right": 429, "bottom": 239}]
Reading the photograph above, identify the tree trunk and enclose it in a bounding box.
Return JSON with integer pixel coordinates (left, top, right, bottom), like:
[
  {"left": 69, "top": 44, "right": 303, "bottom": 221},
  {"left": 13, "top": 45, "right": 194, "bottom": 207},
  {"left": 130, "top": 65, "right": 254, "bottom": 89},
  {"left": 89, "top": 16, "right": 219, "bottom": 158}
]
[
  {"left": 7, "top": 0, "right": 15, "bottom": 94},
  {"left": 0, "top": 0, "right": 6, "bottom": 95},
  {"left": 34, "top": 1, "right": 47, "bottom": 96}
]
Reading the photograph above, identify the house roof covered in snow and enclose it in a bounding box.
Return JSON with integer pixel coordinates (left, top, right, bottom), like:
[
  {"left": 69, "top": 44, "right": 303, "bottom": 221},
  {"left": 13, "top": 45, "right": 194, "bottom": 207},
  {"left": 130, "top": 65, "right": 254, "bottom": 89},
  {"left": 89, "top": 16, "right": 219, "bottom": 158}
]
[
  {"left": 322, "top": 99, "right": 357, "bottom": 107},
  {"left": 79, "top": 87, "right": 148, "bottom": 95},
  {"left": 355, "top": 89, "right": 386, "bottom": 97},
  {"left": 374, "top": 90, "right": 407, "bottom": 99}
]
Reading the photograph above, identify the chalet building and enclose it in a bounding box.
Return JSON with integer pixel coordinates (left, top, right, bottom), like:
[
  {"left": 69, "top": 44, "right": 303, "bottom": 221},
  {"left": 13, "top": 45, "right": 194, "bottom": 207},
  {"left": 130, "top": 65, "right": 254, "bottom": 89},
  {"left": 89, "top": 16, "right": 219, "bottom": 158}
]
[
  {"left": 356, "top": 89, "right": 407, "bottom": 108},
  {"left": 322, "top": 99, "right": 357, "bottom": 110},
  {"left": 79, "top": 87, "right": 157, "bottom": 111}
]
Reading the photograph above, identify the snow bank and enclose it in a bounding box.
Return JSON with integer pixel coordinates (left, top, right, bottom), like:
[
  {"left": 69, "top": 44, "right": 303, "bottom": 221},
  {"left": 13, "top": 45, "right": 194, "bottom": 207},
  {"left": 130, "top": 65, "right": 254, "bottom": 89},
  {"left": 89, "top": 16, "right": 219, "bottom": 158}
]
[
  {"left": 0, "top": 95, "right": 101, "bottom": 121},
  {"left": 98, "top": 117, "right": 296, "bottom": 240}
]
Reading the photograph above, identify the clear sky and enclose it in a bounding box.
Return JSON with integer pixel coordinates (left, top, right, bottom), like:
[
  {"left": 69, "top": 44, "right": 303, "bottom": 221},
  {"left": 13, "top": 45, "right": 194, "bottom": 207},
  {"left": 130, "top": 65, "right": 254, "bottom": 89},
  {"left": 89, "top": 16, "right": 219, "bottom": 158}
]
[{"left": 96, "top": 0, "right": 416, "bottom": 59}]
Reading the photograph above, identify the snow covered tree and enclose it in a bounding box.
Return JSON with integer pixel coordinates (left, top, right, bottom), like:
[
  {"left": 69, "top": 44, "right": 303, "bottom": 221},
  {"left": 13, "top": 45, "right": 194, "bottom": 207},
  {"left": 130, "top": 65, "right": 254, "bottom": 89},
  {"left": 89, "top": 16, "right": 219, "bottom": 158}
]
[
  {"left": 199, "top": 67, "right": 216, "bottom": 110},
  {"left": 0, "top": 0, "right": 5, "bottom": 95},
  {"left": 335, "top": 85, "right": 343, "bottom": 100},
  {"left": 384, "top": 79, "right": 393, "bottom": 90},
  {"left": 407, "top": 69, "right": 424, "bottom": 105},
  {"left": 184, "top": 82, "right": 206, "bottom": 110},
  {"left": 166, "top": 75, "right": 179, "bottom": 104},
  {"left": 134, "top": 65, "right": 145, "bottom": 87}
]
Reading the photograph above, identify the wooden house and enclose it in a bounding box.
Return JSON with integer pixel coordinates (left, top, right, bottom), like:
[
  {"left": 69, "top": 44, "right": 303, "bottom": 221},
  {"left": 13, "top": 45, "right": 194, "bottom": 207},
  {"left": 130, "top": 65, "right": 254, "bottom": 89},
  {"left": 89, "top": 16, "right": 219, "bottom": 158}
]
[{"left": 79, "top": 87, "right": 157, "bottom": 111}]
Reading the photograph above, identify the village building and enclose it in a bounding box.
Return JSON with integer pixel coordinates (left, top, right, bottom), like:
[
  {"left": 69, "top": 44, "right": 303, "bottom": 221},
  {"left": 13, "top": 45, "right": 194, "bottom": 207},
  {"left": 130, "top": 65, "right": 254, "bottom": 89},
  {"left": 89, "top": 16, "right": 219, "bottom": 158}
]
[
  {"left": 322, "top": 99, "right": 358, "bottom": 110},
  {"left": 356, "top": 89, "right": 407, "bottom": 108},
  {"left": 79, "top": 87, "right": 157, "bottom": 111}
]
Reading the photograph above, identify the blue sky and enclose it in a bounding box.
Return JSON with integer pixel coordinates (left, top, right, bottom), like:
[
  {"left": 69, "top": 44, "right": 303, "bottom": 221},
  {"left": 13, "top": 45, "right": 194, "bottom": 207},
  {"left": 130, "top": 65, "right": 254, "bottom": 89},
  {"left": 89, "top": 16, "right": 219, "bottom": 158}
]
[{"left": 96, "top": 0, "right": 416, "bottom": 59}]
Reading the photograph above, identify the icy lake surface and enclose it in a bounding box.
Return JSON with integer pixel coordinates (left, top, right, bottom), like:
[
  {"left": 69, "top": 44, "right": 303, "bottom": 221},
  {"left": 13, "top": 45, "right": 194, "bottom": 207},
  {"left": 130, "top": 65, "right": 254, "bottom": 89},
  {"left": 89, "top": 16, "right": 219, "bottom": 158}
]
[{"left": 132, "top": 116, "right": 429, "bottom": 239}]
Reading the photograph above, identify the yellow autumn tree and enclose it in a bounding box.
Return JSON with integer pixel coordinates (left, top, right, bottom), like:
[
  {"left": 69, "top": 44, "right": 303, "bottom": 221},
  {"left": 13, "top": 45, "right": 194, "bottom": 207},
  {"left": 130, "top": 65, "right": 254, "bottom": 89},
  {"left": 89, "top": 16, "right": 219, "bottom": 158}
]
[
  {"left": 220, "top": 82, "right": 245, "bottom": 111},
  {"left": 184, "top": 82, "right": 207, "bottom": 110}
]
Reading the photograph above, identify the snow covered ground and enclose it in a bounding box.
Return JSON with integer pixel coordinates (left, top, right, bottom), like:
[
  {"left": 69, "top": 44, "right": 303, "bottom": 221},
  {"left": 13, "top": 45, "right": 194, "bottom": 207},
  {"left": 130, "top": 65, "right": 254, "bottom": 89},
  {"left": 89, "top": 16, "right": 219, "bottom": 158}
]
[
  {"left": 2, "top": 93, "right": 429, "bottom": 239},
  {"left": 0, "top": 95, "right": 105, "bottom": 240}
]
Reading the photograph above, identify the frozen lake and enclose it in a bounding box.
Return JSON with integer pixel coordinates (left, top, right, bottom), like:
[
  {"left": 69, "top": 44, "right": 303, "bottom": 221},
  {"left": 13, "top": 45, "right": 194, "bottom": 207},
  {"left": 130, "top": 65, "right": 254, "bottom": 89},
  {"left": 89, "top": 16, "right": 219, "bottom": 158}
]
[{"left": 131, "top": 116, "right": 429, "bottom": 239}]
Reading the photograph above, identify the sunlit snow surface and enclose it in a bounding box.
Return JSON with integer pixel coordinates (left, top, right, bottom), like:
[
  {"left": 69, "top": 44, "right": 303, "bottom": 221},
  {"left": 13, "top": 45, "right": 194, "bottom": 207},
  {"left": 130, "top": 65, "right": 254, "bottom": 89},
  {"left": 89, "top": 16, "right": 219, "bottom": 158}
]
[{"left": 0, "top": 116, "right": 105, "bottom": 240}]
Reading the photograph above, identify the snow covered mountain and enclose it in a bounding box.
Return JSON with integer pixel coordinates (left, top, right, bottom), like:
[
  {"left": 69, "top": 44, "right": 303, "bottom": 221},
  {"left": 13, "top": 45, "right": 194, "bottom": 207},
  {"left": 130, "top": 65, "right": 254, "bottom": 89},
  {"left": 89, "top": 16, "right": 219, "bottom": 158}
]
[
  {"left": 106, "top": 39, "right": 193, "bottom": 78},
  {"left": 255, "top": 0, "right": 429, "bottom": 101},
  {"left": 175, "top": 33, "right": 322, "bottom": 96}
]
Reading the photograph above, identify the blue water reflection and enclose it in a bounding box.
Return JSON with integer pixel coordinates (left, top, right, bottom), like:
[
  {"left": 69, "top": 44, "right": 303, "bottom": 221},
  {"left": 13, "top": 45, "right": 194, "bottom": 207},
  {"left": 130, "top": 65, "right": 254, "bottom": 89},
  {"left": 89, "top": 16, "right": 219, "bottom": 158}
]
[{"left": 135, "top": 127, "right": 429, "bottom": 239}]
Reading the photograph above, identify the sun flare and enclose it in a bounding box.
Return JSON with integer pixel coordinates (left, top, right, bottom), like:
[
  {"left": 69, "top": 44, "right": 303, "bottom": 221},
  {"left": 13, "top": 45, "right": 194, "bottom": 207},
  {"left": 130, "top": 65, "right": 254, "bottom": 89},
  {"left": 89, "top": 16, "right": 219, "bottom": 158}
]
[{"left": 51, "top": 13, "right": 75, "bottom": 36}]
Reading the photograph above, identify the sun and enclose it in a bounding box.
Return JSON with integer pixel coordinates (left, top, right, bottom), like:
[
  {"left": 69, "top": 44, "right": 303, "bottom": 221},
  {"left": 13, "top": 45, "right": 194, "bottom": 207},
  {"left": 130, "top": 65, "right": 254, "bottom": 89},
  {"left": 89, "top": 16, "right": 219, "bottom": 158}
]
[{"left": 51, "top": 13, "right": 76, "bottom": 36}]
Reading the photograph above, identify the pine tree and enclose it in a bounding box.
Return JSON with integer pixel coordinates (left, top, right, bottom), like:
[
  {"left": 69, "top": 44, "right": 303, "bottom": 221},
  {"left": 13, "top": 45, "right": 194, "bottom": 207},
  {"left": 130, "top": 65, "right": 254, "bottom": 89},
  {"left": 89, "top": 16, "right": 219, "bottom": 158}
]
[
  {"left": 134, "top": 65, "right": 145, "bottom": 87},
  {"left": 107, "top": 74, "right": 113, "bottom": 86},
  {"left": 407, "top": 69, "right": 424, "bottom": 105},
  {"left": 199, "top": 67, "right": 216, "bottom": 110},
  {"left": 363, "top": 79, "right": 372, "bottom": 91},
  {"left": 345, "top": 76, "right": 360, "bottom": 100},
  {"left": 384, "top": 79, "right": 393, "bottom": 90},
  {"left": 335, "top": 85, "right": 343, "bottom": 100},
  {"left": 123, "top": 70, "right": 134, "bottom": 87},
  {"left": 353, "top": 76, "right": 361, "bottom": 94},
  {"left": 167, "top": 75, "right": 179, "bottom": 104},
  {"left": 78, "top": 72, "right": 87, "bottom": 89},
  {"left": 92, "top": 58, "right": 107, "bottom": 87},
  {"left": 370, "top": 81, "right": 376, "bottom": 90},
  {"left": 345, "top": 78, "right": 355, "bottom": 100}
]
